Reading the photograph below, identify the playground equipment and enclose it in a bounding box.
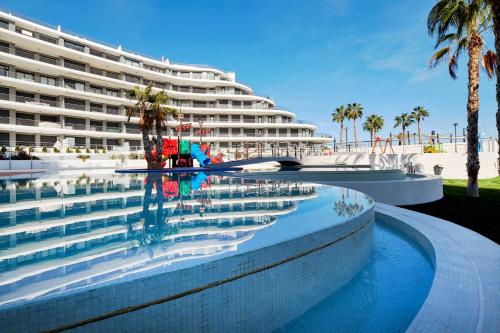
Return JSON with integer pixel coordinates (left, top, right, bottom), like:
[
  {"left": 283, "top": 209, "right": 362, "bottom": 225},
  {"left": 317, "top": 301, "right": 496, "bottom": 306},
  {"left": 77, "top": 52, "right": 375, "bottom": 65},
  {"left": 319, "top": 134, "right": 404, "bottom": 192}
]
[
  {"left": 371, "top": 136, "right": 395, "bottom": 154},
  {"left": 147, "top": 139, "right": 224, "bottom": 169},
  {"left": 191, "top": 143, "right": 212, "bottom": 167}
]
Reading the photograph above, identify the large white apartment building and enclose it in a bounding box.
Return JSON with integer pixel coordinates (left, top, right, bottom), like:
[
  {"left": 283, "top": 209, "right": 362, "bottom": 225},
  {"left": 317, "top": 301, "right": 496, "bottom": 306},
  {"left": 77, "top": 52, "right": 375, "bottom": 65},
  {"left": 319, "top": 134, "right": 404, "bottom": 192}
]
[{"left": 0, "top": 10, "right": 331, "bottom": 152}]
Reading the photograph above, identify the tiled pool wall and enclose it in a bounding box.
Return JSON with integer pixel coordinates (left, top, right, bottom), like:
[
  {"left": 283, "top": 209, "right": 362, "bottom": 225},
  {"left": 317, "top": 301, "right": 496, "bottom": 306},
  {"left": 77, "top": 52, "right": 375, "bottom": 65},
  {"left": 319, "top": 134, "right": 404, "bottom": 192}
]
[{"left": 1, "top": 208, "right": 374, "bottom": 333}]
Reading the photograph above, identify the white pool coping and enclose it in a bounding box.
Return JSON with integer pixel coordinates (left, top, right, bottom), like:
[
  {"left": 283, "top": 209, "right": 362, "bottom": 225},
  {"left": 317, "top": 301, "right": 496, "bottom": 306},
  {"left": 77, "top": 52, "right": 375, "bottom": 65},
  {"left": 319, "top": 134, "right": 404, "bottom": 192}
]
[{"left": 376, "top": 203, "right": 500, "bottom": 333}]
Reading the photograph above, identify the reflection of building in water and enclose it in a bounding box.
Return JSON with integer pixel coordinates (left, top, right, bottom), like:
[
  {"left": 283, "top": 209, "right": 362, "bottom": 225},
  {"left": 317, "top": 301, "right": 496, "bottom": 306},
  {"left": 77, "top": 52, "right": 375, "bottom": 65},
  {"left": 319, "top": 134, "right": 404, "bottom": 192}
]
[{"left": 0, "top": 173, "right": 317, "bottom": 306}]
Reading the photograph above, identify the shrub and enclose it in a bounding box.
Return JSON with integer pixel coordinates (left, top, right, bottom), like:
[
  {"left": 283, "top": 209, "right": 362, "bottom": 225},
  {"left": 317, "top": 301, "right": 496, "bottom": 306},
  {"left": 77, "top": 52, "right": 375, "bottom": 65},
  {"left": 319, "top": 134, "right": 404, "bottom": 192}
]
[
  {"left": 14, "top": 146, "right": 23, "bottom": 153},
  {"left": 41, "top": 146, "right": 48, "bottom": 153},
  {"left": 11, "top": 151, "right": 40, "bottom": 160},
  {"left": 28, "top": 146, "right": 34, "bottom": 153},
  {"left": 75, "top": 147, "right": 81, "bottom": 154},
  {"left": 94, "top": 148, "right": 98, "bottom": 153},
  {"left": 77, "top": 154, "right": 91, "bottom": 162},
  {"left": 65, "top": 147, "right": 73, "bottom": 153},
  {"left": 53, "top": 147, "right": 60, "bottom": 153},
  {"left": 102, "top": 148, "right": 107, "bottom": 153},
  {"left": 0, "top": 147, "right": 6, "bottom": 154},
  {"left": 86, "top": 147, "right": 90, "bottom": 154},
  {"left": 129, "top": 153, "right": 140, "bottom": 160}
]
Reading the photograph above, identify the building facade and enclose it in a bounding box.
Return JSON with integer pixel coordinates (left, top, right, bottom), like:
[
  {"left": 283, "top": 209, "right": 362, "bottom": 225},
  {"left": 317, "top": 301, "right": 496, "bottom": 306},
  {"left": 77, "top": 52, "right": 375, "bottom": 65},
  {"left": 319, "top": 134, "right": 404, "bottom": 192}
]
[{"left": 0, "top": 11, "right": 331, "bottom": 153}]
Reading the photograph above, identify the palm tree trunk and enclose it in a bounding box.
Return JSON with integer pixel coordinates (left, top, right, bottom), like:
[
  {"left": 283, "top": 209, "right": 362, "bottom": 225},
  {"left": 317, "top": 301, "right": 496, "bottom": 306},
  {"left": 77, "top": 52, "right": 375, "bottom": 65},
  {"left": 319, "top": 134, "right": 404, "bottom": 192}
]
[
  {"left": 155, "top": 121, "right": 163, "bottom": 164},
  {"left": 465, "top": 34, "right": 482, "bottom": 197},
  {"left": 353, "top": 119, "right": 358, "bottom": 146},
  {"left": 142, "top": 128, "right": 154, "bottom": 167},
  {"left": 488, "top": 0, "right": 500, "bottom": 175},
  {"left": 340, "top": 122, "right": 344, "bottom": 146},
  {"left": 418, "top": 119, "right": 422, "bottom": 144}
]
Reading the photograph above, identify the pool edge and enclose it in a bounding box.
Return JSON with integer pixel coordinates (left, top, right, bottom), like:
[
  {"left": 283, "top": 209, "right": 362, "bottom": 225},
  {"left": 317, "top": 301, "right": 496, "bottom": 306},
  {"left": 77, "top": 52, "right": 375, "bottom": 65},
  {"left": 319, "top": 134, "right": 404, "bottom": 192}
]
[{"left": 375, "top": 203, "right": 500, "bottom": 333}]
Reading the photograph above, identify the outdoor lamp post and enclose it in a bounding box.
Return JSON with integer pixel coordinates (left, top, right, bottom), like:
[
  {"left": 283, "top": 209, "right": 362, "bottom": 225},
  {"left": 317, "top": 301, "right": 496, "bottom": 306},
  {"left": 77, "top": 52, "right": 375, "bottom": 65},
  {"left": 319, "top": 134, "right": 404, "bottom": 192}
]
[
  {"left": 198, "top": 120, "right": 204, "bottom": 144},
  {"left": 178, "top": 113, "right": 184, "bottom": 139},
  {"left": 453, "top": 122, "right": 458, "bottom": 153},
  {"left": 345, "top": 127, "right": 348, "bottom": 146}
]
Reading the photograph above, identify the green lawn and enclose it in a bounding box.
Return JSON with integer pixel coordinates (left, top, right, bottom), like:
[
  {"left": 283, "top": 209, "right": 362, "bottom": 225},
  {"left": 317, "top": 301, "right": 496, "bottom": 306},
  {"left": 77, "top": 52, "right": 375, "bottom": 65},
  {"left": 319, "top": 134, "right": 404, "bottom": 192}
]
[{"left": 402, "top": 176, "right": 500, "bottom": 244}]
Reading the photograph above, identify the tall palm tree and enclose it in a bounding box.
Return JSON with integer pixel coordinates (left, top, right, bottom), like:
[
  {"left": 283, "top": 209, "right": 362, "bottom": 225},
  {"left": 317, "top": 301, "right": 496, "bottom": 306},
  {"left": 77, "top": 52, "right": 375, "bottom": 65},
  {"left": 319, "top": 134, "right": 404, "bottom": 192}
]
[
  {"left": 411, "top": 106, "right": 430, "bottom": 144},
  {"left": 331, "top": 105, "right": 347, "bottom": 146},
  {"left": 363, "top": 114, "right": 385, "bottom": 144},
  {"left": 149, "top": 91, "right": 178, "bottom": 164},
  {"left": 346, "top": 103, "right": 364, "bottom": 146},
  {"left": 428, "top": 0, "right": 494, "bottom": 197},
  {"left": 394, "top": 113, "right": 414, "bottom": 146},
  {"left": 127, "top": 83, "right": 177, "bottom": 169}
]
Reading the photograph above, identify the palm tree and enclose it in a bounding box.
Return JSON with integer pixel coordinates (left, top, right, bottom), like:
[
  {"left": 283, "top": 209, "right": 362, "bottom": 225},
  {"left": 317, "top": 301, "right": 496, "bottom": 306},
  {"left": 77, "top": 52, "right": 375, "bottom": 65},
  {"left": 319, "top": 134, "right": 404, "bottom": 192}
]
[
  {"left": 411, "top": 106, "right": 430, "bottom": 144},
  {"left": 363, "top": 114, "right": 385, "bottom": 144},
  {"left": 331, "top": 105, "right": 347, "bottom": 146},
  {"left": 394, "top": 113, "right": 414, "bottom": 146},
  {"left": 428, "top": 0, "right": 494, "bottom": 197},
  {"left": 149, "top": 91, "right": 178, "bottom": 164},
  {"left": 127, "top": 83, "right": 177, "bottom": 169},
  {"left": 346, "top": 103, "right": 364, "bottom": 146}
]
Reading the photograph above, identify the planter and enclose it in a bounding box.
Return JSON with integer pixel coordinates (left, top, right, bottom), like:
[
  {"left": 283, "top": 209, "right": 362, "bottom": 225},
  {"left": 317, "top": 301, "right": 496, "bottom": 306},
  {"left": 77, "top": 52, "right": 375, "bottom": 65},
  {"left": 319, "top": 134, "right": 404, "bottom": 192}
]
[
  {"left": 433, "top": 164, "right": 444, "bottom": 175},
  {"left": 147, "top": 161, "right": 164, "bottom": 170}
]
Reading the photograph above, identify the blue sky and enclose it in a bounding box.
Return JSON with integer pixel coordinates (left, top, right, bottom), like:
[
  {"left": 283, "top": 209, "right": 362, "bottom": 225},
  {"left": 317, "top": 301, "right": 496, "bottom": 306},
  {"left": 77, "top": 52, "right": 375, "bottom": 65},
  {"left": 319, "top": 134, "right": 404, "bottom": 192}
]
[{"left": 2, "top": 0, "right": 497, "bottom": 142}]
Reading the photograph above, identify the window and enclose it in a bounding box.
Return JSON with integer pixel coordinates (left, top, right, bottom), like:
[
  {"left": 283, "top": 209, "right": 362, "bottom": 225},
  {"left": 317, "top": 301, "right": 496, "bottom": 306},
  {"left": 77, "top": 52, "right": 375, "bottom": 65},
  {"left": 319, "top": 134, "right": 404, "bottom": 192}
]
[
  {"left": 16, "top": 71, "right": 35, "bottom": 82},
  {"left": 16, "top": 92, "right": 35, "bottom": 103},
  {"left": 40, "top": 75, "right": 57, "bottom": 86},
  {"left": 106, "top": 89, "right": 118, "bottom": 97},
  {"left": 0, "top": 64, "right": 8, "bottom": 77},
  {"left": 124, "top": 74, "right": 140, "bottom": 84},
  {"left": 106, "top": 105, "right": 120, "bottom": 115},
  {"left": 0, "top": 19, "right": 9, "bottom": 29},
  {"left": 15, "top": 27, "right": 33, "bottom": 37},
  {"left": 105, "top": 54, "right": 120, "bottom": 62},
  {"left": 15, "top": 48, "right": 35, "bottom": 59},
  {"left": 65, "top": 98, "right": 86, "bottom": 111},
  {"left": 89, "top": 85, "right": 103, "bottom": 94},
  {"left": 64, "top": 59, "right": 86, "bottom": 72},
  {"left": 106, "top": 71, "right": 119, "bottom": 80},
  {"left": 39, "top": 54, "right": 57, "bottom": 65},
  {"left": 64, "top": 79, "right": 85, "bottom": 91},
  {"left": 39, "top": 34, "right": 57, "bottom": 44},
  {"left": 40, "top": 95, "right": 58, "bottom": 107},
  {"left": 124, "top": 58, "right": 140, "bottom": 67},
  {"left": 0, "top": 41, "right": 9, "bottom": 53},
  {"left": 90, "top": 103, "right": 103, "bottom": 112},
  {"left": 64, "top": 40, "right": 85, "bottom": 52},
  {"left": 89, "top": 49, "right": 104, "bottom": 57}
]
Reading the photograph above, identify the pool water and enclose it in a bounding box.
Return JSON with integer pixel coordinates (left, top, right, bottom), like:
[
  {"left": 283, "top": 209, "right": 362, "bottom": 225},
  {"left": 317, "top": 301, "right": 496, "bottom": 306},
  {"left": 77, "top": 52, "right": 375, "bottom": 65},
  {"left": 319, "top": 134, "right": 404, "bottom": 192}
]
[
  {"left": 0, "top": 171, "right": 434, "bottom": 332},
  {"left": 277, "top": 221, "right": 434, "bottom": 333}
]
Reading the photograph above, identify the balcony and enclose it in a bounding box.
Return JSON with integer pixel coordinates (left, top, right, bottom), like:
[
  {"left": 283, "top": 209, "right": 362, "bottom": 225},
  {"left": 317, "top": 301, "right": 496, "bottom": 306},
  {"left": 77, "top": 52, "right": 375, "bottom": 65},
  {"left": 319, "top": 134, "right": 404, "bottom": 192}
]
[
  {"left": 65, "top": 123, "right": 87, "bottom": 130},
  {"left": 39, "top": 54, "right": 58, "bottom": 65},
  {"left": 64, "top": 61, "right": 86, "bottom": 72},
  {"left": 15, "top": 48, "right": 35, "bottom": 59},
  {"left": 16, "top": 118, "right": 36, "bottom": 126},
  {"left": 0, "top": 43, "right": 9, "bottom": 53},
  {"left": 64, "top": 102, "right": 86, "bottom": 111}
]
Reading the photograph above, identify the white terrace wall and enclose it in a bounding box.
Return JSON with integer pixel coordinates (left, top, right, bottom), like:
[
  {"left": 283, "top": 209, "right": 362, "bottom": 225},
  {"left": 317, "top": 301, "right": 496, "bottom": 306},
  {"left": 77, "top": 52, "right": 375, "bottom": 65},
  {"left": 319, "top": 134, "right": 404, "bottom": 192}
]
[{"left": 303, "top": 152, "right": 499, "bottom": 179}]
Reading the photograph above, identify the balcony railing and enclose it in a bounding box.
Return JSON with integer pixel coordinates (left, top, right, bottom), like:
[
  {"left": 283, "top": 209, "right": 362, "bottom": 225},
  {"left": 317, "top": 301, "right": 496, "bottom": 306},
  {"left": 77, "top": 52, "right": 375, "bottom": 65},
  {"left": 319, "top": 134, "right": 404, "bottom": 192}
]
[
  {"left": 39, "top": 54, "right": 58, "bottom": 65},
  {"left": 64, "top": 102, "right": 86, "bottom": 111},
  {"left": 0, "top": 44, "right": 9, "bottom": 53},
  {"left": 64, "top": 61, "right": 86, "bottom": 72}
]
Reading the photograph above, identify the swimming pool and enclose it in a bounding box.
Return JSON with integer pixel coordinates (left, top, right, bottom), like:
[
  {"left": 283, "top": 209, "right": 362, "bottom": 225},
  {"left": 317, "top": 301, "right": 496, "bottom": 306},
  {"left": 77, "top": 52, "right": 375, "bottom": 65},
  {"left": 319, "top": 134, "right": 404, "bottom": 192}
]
[{"left": 0, "top": 172, "right": 434, "bottom": 332}]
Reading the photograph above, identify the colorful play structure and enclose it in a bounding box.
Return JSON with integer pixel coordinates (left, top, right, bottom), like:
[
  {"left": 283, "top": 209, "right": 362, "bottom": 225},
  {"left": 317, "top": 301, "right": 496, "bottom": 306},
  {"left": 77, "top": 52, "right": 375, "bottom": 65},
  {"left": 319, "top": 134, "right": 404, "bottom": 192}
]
[
  {"left": 371, "top": 136, "right": 395, "bottom": 154},
  {"left": 150, "top": 139, "right": 224, "bottom": 169}
]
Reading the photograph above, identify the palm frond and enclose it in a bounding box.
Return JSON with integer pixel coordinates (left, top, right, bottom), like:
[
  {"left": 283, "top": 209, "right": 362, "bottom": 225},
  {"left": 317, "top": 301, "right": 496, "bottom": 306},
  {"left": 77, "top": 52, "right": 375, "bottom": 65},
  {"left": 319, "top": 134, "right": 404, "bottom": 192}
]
[
  {"left": 482, "top": 49, "right": 496, "bottom": 79},
  {"left": 429, "top": 47, "right": 450, "bottom": 68}
]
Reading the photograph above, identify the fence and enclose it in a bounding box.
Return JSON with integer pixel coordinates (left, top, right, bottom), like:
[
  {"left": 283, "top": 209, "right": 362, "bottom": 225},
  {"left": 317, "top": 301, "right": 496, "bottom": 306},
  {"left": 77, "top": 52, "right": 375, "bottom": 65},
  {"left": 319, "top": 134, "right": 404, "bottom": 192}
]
[{"left": 329, "top": 136, "right": 498, "bottom": 154}]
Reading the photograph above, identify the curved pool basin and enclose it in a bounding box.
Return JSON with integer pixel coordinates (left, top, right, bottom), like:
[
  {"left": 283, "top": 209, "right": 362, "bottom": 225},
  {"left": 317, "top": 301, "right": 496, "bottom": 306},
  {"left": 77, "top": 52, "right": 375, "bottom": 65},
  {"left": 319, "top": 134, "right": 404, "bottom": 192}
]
[{"left": 237, "top": 169, "right": 443, "bottom": 205}]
